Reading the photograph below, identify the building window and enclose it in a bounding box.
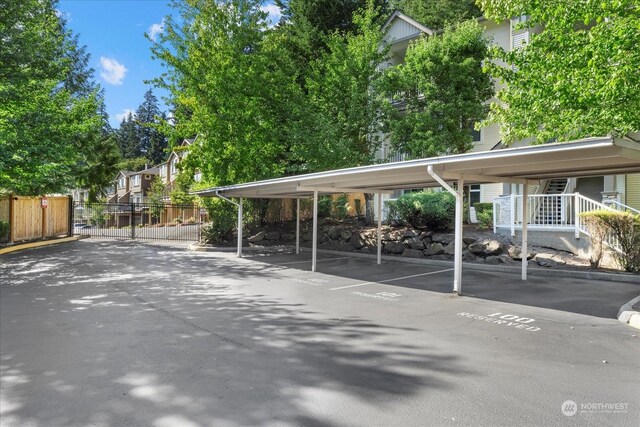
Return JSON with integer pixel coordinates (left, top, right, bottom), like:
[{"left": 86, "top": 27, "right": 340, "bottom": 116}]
[
  {"left": 469, "top": 185, "right": 481, "bottom": 206},
  {"left": 171, "top": 159, "right": 178, "bottom": 174},
  {"left": 194, "top": 172, "right": 202, "bottom": 182},
  {"left": 131, "top": 175, "right": 140, "bottom": 186},
  {"left": 118, "top": 177, "right": 125, "bottom": 189}
]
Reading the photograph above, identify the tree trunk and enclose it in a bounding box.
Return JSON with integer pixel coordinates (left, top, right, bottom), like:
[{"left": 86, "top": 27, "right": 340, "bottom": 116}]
[{"left": 364, "top": 193, "right": 374, "bottom": 225}]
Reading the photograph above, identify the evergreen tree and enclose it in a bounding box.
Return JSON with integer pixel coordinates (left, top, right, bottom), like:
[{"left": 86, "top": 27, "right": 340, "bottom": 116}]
[
  {"left": 135, "top": 89, "right": 168, "bottom": 165},
  {"left": 116, "top": 112, "right": 140, "bottom": 159}
]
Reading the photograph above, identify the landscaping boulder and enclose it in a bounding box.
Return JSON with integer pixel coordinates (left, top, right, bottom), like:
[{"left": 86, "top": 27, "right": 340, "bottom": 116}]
[
  {"left": 431, "top": 233, "right": 455, "bottom": 245},
  {"left": 462, "top": 251, "right": 477, "bottom": 262},
  {"left": 350, "top": 233, "right": 366, "bottom": 249},
  {"left": 463, "top": 236, "right": 477, "bottom": 245},
  {"left": 468, "top": 239, "right": 504, "bottom": 256},
  {"left": 444, "top": 240, "right": 467, "bottom": 255},
  {"left": 485, "top": 255, "right": 506, "bottom": 265},
  {"left": 340, "top": 230, "right": 353, "bottom": 241},
  {"left": 328, "top": 227, "right": 342, "bottom": 240},
  {"left": 247, "top": 231, "right": 266, "bottom": 243},
  {"left": 508, "top": 245, "right": 536, "bottom": 260},
  {"left": 281, "top": 233, "right": 295, "bottom": 241},
  {"left": 407, "top": 237, "right": 426, "bottom": 250},
  {"left": 384, "top": 242, "right": 405, "bottom": 255},
  {"left": 265, "top": 231, "right": 281, "bottom": 241},
  {"left": 302, "top": 232, "right": 313, "bottom": 242},
  {"left": 535, "top": 254, "right": 558, "bottom": 268},
  {"left": 402, "top": 248, "right": 425, "bottom": 258},
  {"left": 403, "top": 229, "right": 418, "bottom": 239},
  {"left": 425, "top": 242, "right": 444, "bottom": 256}
]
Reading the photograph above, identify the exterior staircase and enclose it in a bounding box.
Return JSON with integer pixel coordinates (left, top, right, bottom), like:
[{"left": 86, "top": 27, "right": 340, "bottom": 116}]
[{"left": 533, "top": 178, "right": 568, "bottom": 225}]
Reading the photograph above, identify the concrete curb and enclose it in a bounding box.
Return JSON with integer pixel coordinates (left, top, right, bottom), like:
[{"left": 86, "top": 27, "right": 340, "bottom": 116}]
[
  {"left": 188, "top": 244, "right": 640, "bottom": 284},
  {"left": 617, "top": 295, "right": 640, "bottom": 330},
  {"left": 0, "top": 235, "right": 88, "bottom": 255}
]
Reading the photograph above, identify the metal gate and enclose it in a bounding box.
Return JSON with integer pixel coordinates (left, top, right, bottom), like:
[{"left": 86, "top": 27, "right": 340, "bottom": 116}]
[{"left": 72, "top": 202, "right": 202, "bottom": 242}]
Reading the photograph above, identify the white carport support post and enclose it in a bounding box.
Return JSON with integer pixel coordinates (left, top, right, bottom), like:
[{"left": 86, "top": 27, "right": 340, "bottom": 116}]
[
  {"left": 296, "top": 198, "right": 300, "bottom": 255},
  {"left": 521, "top": 184, "right": 528, "bottom": 280},
  {"left": 312, "top": 190, "right": 318, "bottom": 272},
  {"left": 237, "top": 197, "right": 243, "bottom": 257},
  {"left": 377, "top": 193, "right": 382, "bottom": 265},
  {"left": 427, "top": 165, "right": 463, "bottom": 295}
]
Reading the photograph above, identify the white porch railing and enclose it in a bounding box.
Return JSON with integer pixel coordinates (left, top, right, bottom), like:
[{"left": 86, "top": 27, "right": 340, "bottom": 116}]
[
  {"left": 493, "top": 193, "right": 623, "bottom": 253},
  {"left": 603, "top": 200, "right": 640, "bottom": 215}
]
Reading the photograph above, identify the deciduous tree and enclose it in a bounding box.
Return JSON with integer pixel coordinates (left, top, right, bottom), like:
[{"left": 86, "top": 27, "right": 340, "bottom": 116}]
[{"left": 478, "top": 0, "right": 640, "bottom": 144}]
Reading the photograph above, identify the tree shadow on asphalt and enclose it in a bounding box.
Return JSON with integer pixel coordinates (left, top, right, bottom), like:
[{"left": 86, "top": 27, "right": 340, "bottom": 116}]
[
  {"left": 232, "top": 248, "right": 640, "bottom": 319},
  {"left": 0, "top": 240, "right": 475, "bottom": 426}
]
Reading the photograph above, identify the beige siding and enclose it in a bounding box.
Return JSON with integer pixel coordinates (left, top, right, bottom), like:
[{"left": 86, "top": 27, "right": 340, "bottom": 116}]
[
  {"left": 615, "top": 174, "right": 626, "bottom": 202},
  {"left": 481, "top": 183, "right": 504, "bottom": 203},
  {"left": 384, "top": 18, "right": 422, "bottom": 43},
  {"left": 482, "top": 20, "right": 510, "bottom": 51},
  {"left": 473, "top": 123, "right": 501, "bottom": 152},
  {"left": 625, "top": 174, "right": 640, "bottom": 210}
]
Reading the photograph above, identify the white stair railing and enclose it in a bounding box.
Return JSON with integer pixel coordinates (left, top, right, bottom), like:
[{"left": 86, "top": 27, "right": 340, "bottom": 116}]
[
  {"left": 574, "top": 193, "right": 622, "bottom": 253},
  {"left": 603, "top": 200, "right": 640, "bottom": 215}
]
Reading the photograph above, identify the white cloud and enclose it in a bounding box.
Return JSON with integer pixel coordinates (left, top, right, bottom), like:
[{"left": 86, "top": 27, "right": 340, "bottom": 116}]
[
  {"left": 115, "top": 109, "right": 135, "bottom": 123},
  {"left": 148, "top": 19, "right": 165, "bottom": 41},
  {"left": 99, "top": 56, "right": 127, "bottom": 85},
  {"left": 260, "top": 4, "right": 282, "bottom": 27}
]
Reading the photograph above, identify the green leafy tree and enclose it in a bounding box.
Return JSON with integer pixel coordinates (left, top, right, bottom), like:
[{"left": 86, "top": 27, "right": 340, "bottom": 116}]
[
  {"left": 478, "top": 0, "right": 640, "bottom": 144},
  {"left": 390, "top": 0, "right": 481, "bottom": 29},
  {"left": 116, "top": 157, "right": 148, "bottom": 172},
  {"left": 294, "top": 1, "right": 388, "bottom": 222},
  {"left": 382, "top": 20, "right": 493, "bottom": 158},
  {"left": 151, "top": 0, "right": 305, "bottom": 187},
  {"left": 147, "top": 176, "right": 166, "bottom": 222},
  {"left": 0, "top": 0, "right": 104, "bottom": 195}
]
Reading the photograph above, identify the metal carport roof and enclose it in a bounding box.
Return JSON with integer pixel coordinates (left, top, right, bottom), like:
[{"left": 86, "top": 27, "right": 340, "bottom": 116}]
[
  {"left": 194, "top": 136, "right": 640, "bottom": 295},
  {"left": 194, "top": 137, "right": 640, "bottom": 198}
]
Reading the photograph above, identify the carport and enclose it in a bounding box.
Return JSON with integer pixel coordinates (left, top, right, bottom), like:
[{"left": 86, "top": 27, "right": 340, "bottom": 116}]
[{"left": 195, "top": 136, "right": 640, "bottom": 295}]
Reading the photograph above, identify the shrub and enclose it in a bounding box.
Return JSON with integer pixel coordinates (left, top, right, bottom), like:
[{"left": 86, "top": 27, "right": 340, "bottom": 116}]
[
  {"left": 318, "top": 196, "right": 332, "bottom": 218},
  {"left": 474, "top": 202, "right": 493, "bottom": 214},
  {"left": 353, "top": 199, "right": 363, "bottom": 217},
  {"left": 200, "top": 197, "right": 237, "bottom": 244},
  {"left": 392, "top": 191, "right": 456, "bottom": 231},
  {"left": 477, "top": 209, "right": 493, "bottom": 230},
  {"left": 580, "top": 210, "right": 640, "bottom": 272},
  {"left": 0, "top": 220, "right": 9, "bottom": 242},
  {"left": 333, "top": 194, "right": 350, "bottom": 220}
]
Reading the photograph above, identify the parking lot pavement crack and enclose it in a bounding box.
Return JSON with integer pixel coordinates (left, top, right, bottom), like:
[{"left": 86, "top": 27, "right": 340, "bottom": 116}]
[{"left": 111, "top": 283, "right": 258, "bottom": 353}]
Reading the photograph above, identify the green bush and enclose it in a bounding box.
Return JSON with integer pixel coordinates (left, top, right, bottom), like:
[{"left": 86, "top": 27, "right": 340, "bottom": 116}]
[
  {"left": 333, "top": 194, "right": 350, "bottom": 220},
  {"left": 392, "top": 191, "right": 456, "bottom": 231},
  {"left": 477, "top": 209, "right": 493, "bottom": 230},
  {"left": 0, "top": 220, "right": 9, "bottom": 242},
  {"left": 318, "top": 196, "right": 332, "bottom": 217},
  {"left": 473, "top": 202, "right": 493, "bottom": 214},
  {"left": 200, "top": 197, "right": 237, "bottom": 244},
  {"left": 580, "top": 210, "right": 640, "bottom": 272}
]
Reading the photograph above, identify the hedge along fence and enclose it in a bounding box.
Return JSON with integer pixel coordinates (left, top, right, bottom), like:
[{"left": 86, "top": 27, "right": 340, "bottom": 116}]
[
  {"left": 0, "top": 196, "right": 72, "bottom": 245},
  {"left": 579, "top": 209, "right": 640, "bottom": 272}
]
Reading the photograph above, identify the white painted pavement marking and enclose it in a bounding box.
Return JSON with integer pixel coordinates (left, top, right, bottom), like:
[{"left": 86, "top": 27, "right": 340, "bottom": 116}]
[
  {"left": 271, "top": 256, "right": 352, "bottom": 266},
  {"left": 329, "top": 268, "right": 454, "bottom": 291}
]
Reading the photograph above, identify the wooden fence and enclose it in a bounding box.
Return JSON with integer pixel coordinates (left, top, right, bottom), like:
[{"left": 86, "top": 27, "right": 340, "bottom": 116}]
[{"left": 0, "top": 196, "right": 72, "bottom": 244}]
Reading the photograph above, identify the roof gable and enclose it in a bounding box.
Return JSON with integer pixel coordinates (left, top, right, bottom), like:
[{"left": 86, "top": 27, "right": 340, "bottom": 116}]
[{"left": 382, "top": 10, "right": 435, "bottom": 44}]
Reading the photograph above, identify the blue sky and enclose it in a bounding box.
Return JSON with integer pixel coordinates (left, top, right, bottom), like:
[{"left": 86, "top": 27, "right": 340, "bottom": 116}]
[{"left": 58, "top": 1, "right": 282, "bottom": 128}]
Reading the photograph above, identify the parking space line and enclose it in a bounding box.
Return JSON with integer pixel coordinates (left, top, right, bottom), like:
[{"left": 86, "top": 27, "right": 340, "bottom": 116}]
[
  {"left": 330, "top": 268, "right": 454, "bottom": 290},
  {"left": 258, "top": 256, "right": 353, "bottom": 266}
]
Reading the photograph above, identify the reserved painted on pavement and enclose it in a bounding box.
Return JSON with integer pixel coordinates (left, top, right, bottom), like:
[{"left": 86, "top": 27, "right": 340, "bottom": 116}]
[
  {"left": 352, "top": 291, "right": 402, "bottom": 301},
  {"left": 457, "top": 312, "right": 541, "bottom": 332}
]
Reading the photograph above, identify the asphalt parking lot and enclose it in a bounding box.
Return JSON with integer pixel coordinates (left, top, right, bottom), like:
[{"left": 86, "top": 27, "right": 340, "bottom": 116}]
[{"left": 1, "top": 240, "right": 639, "bottom": 426}]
